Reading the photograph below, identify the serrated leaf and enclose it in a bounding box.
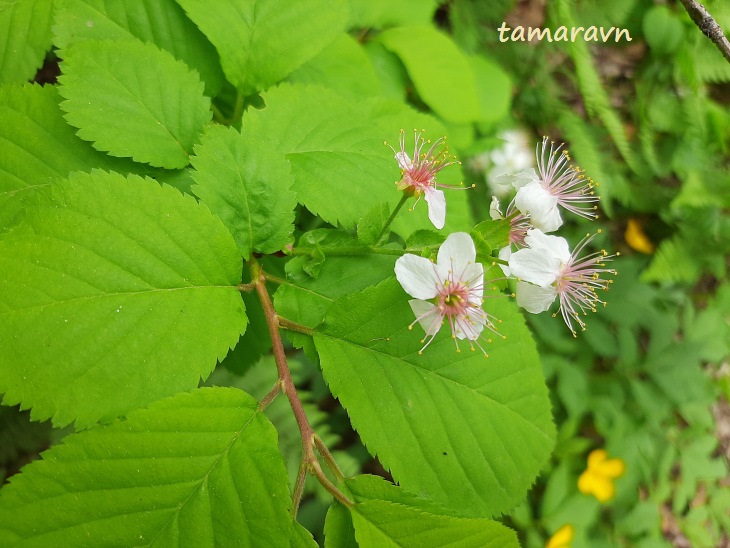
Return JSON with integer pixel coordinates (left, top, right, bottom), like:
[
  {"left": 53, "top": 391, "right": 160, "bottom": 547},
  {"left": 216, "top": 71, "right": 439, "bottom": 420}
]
[
  {"left": 245, "top": 83, "right": 472, "bottom": 231},
  {"left": 190, "top": 125, "right": 296, "bottom": 259},
  {"left": 59, "top": 39, "right": 211, "bottom": 169},
  {"left": 357, "top": 202, "right": 391, "bottom": 245},
  {"left": 53, "top": 0, "right": 224, "bottom": 95},
  {"left": 351, "top": 501, "right": 519, "bottom": 547},
  {"left": 288, "top": 33, "right": 381, "bottom": 98},
  {"left": 174, "top": 0, "right": 347, "bottom": 95},
  {"left": 471, "top": 218, "right": 511, "bottom": 256},
  {"left": 244, "top": 84, "right": 394, "bottom": 228},
  {"left": 0, "top": 388, "right": 293, "bottom": 546},
  {"left": 0, "top": 0, "right": 53, "bottom": 83},
  {"left": 291, "top": 521, "right": 319, "bottom": 548},
  {"left": 0, "top": 84, "right": 139, "bottom": 228},
  {"left": 313, "top": 279, "right": 555, "bottom": 517},
  {"left": 378, "top": 25, "right": 480, "bottom": 124},
  {"left": 0, "top": 171, "right": 246, "bottom": 428},
  {"left": 325, "top": 502, "right": 358, "bottom": 548}
]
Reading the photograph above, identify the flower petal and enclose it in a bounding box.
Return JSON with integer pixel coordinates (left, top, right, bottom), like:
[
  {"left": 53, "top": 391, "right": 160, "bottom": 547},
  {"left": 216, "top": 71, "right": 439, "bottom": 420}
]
[
  {"left": 424, "top": 187, "right": 446, "bottom": 229},
  {"left": 436, "top": 232, "right": 476, "bottom": 275},
  {"left": 510, "top": 248, "right": 561, "bottom": 287},
  {"left": 514, "top": 181, "right": 562, "bottom": 232},
  {"left": 515, "top": 281, "right": 557, "bottom": 313},
  {"left": 463, "top": 262, "right": 484, "bottom": 302},
  {"left": 498, "top": 246, "right": 512, "bottom": 277},
  {"left": 395, "top": 151, "right": 412, "bottom": 170},
  {"left": 511, "top": 167, "right": 539, "bottom": 190},
  {"left": 523, "top": 229, "right": 571, "bottom": 263},
  {"left": 489, "top": 196, "right": 503, "bottom": 220},
  {"left": 395, "top": 254, "right": 440, "bottom": 300},
  {"left": 408, "top": 299, "right": 442, "bottom": 337}
]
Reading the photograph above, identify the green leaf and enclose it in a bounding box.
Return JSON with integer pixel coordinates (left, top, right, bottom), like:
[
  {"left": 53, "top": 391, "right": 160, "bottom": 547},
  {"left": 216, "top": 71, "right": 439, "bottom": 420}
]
[
  {"left": 471, "top": 218, "right": 511, "bottom": 258},
  {"left": 0, "top": 84, "right": 138, "bottom": 228},
  {"left": 0, "top": 388, "right": 293, "bottom": 546},
  {"left": 357, "top": 202, "right": 391, "bottom": 245},
  {"left": 347, "top": 0, "right": 437, "bottom": 28},
  {"left": 643, "top": 5, "right": 684, "bottom": 55},
  {"left": 53, "top": 0, "right": 225, "bottom": 96},
  {"left": 470, "top": 54, "right": 512, "bottom": 128},
  {"left": 378, "top": 25, "right": 480, "bottom": 124},
  {"left": 351, "top": 500, "right": 519, "bottom": 547},
  {"left": 0, "top": 0, "right": 53, "bottom": 83},
  {"left": 341, "top": 476, "right": 519, "bottom": 546},
  {"left": 174, "top": 0, "right": 347, "bottom": 94},
  {"left": 58, "top": 39, "right": 211, "bottom": 169},
  {"left": 291, "top": 521, "right": 319, "bottom": 548},
  {"left": 288, "top": 33, "right": 381, "bottom": 98},
  {"left": 244, "top": 83, "right": 393, "bottom": 228},
  {"left": 0, "top": 171, "right": 246, "bottom": 428},
  {"left": 313, "top": 279, "right": 555, "bottom": 517},
  {"left": 245, "top": 83, "right": 473, "bottom": 231},
  {"left": 324, "top": 502, "right": 357, "bottom": 548},
  {"left": 190, "top": 125, "right": 296, "bottom": 259}
]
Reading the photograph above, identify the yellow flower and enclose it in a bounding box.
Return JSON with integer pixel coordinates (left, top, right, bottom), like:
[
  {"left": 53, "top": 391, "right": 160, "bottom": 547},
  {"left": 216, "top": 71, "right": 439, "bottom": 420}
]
[
  {"left": 625, "top": 218, "right": 655, "bottom": 254},
  {"left": 546, "top": 524, "right": 574, "bottom": 548},
  {"left": 578, "top": 449, "right": 626, "bottom": 502}
]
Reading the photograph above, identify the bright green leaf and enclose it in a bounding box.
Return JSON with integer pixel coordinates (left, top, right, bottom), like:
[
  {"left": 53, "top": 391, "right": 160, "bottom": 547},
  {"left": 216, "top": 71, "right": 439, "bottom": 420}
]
[
  {"left": 53, "top": 0, "right": 225, "bottom": 95},
  {"left": 470, "top": 54, "right": 512, "bottom": 127},
  {"left": 245, "top": 83, "right": 473, "bottom": 231},
  {"left": 291, "top": 521, "right": 319, "bottom": 548},
  {"left": 358, "top": 202, "right": 391, "bottom": 245},
  {"left": 347, "top": 0, "right": 437, "bottom": 29},
  {"left": 174, "top": 0, "right": 347, "bottom": 94},
  {"left": 0, "top": 388, "right": 292, "bottom": 546},
  {"left": 288, "top": 33, "right": 381, "bottom": 98},
  {"left": 351, "top": 501, "right": 519, "bottom": 547},
  {"left": 324, "top": 502, "right": 357, "bottom": 548},
  {"left": 378, "top": 25, "right": 480, "bottom": 124},
  {"left": 0, "top": 0, "right": 53, "bottom": 84},
  {"left": 0, "top": 84, "right": 138, "bottom": 228},
  {"left": 313, "top": 279, "right": 555, "bottom": 517},
  {"left": 190, "top": 125, "right": 296, "bottom": 259},
  {"left": 0, "top": 171, "right": 246, "bottom": 428},
  {"left": 58, "top": 39, "right": 211, "bottom": 169}
]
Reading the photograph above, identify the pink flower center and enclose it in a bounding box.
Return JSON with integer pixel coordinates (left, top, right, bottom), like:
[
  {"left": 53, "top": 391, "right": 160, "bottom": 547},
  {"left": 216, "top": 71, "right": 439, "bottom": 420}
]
[{"left": 437, "top": 281, "right": 470, "bottom": 316}]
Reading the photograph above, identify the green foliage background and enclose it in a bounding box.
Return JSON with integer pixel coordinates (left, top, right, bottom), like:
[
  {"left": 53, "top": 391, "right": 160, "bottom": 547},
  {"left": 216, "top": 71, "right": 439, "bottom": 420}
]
[{"left": 0, "top": 0, "right": 729, "bottom": 546}]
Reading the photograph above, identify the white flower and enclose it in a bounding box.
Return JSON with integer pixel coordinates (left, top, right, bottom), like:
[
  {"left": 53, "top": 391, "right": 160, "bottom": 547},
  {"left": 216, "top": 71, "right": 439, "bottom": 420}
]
[
  {"left": 388, "top": 129, "right": 464, "bottom": 230},
  {"left": 510, "top": 137, "right": 598, "bottom": 230},
  {"left": 394, "top": 232, "right": 500, "bottom": 355},
  {"left": 487, "top": 129, "right": 534, "bottom": 198},
  {"left": 514, "top": 177, "right": 562, "bottom": 232},
  {"left": 509, "top": 229, "right": 617, "bottom": 335}
]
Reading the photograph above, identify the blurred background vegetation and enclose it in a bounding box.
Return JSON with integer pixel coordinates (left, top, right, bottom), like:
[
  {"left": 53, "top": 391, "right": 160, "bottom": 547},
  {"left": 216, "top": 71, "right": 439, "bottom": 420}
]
[{"left": 3, "top": 0, "right": 729, "bottom": 546}]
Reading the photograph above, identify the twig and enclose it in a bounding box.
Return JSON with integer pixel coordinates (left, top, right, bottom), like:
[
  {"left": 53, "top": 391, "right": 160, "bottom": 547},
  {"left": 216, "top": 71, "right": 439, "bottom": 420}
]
[
  {"left": 249, "top": 259, "right": 354, "bottom": 512},
  {"left": 678, "top": 0, "right": 730, "bottom": 64}
]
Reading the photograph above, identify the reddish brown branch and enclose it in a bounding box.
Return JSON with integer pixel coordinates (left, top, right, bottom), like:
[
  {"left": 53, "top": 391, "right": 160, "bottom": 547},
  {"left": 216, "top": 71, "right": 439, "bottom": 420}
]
[{"left": 249, "top": 259, "right": 353, "bottom": 511}]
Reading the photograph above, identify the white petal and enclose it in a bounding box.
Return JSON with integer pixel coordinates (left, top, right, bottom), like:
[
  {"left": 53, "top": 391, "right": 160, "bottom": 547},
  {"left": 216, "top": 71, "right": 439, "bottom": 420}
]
[
  {"left": 454, "top": 309, "right": 486, "bottom": 340},
  {"left": 516, "top": 281, "right": 557, "bottom": 313},
  {"left": 498, "top": 246, "right": 512, "bottom": 276},
  {"left": 489, "top": 196, "right": 503, "bottom": 220},
  {"left": 424, "top": 187, "right": 446, "bottom": 229},
  {"left": 395, "top": 254, "right": 440, "bottom": 300},
  {"left": 523, "top": 229, "right": 571, "bottom": 263},
  {"left": 509, "top": 246, "right": 561, "bottom": 287},
  {"left": 436, "top": 232, "right": 476, "bottom": 275},
  {"left": 395, "top": 151, "right": 412, "bottom": 170},
  {"left": 463, "top": 262, "right": 484, "bottom": 302},
  {"left": 511, "top": 167, "right": 539, "bottom": 190},
  {"left": 409, "top": 299, "right": 442, "bottom": 337},
  {"left": 514, "top": 182, "right": 562, "bottom": 233}
]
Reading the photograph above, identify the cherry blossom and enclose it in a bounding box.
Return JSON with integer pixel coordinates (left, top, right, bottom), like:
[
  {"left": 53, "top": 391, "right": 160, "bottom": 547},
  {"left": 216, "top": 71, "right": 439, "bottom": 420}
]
[
  {"left": 394, "top": 232, "right": 500, "bottom": 355},
  {"left": 388, "top": 129, "right": 465, "bottom": 230},
  {"left": 511, "top": 137, "right": 599, "bottom": 232},
  {"left": 508, "top": 229, "right": 617, "bottom": 336}
]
